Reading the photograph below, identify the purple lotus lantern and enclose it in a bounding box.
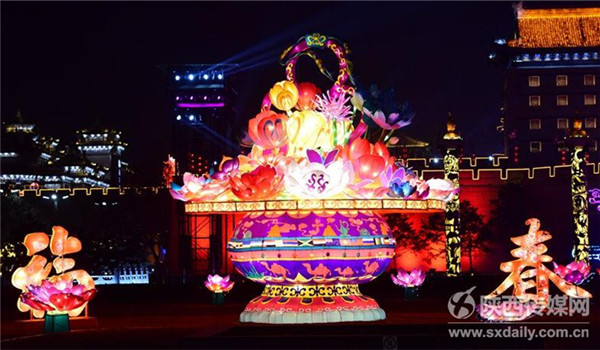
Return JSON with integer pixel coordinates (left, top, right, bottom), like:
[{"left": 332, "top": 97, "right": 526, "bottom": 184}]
[
  {"left": 391, "top": 268, "right": 426, "bottom": 300},
  {"left": 553, "top": 261, "right": 591, "bottom": 285}
]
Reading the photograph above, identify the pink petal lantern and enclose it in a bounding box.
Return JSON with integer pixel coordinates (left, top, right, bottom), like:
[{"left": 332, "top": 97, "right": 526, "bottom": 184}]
[
  {"left": 552, "top": 261, "right": 591, "bottom": 285},
  {"left": 204, "top": 274, "right": 234, "bottom": 294},
  {"left": 391, "top": 268, "right": 426, "bottom": 288}
]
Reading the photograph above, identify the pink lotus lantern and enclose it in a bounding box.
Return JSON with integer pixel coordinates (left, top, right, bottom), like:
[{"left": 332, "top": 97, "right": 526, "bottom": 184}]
[
  {"left": 391, "top": 268, "right": 426, "bottom": 300},
  {"left": 21, "top": 279, "right": 97, "bottom": 312},
  {"left": 205, "top": 274, "right": 234, "bottom": 305},
  {"left": 204, "top": 274, "right": 235, "bottom": 293},
  {"left": 391, "top": 268, "right": 426, "bottom": 288},
  {"left": 553, "top": 261, "right": 591, "bottom": 285}
]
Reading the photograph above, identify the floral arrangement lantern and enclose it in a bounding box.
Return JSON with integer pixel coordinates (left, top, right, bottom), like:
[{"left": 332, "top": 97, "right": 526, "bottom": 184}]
[
  {"left": 170, "top": 33, "right": 456, "bottom": 324},
  {"left": 11, "top": 226, "right": 97, "bottom": 332}
]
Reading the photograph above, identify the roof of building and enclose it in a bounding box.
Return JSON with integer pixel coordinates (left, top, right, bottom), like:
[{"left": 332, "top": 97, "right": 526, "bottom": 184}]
[
  {"left": 508, "top": 8, "right": 600, "bottom": 49},
  {"left": 388, "top": 132, "right": 429, "bottom": 148}
]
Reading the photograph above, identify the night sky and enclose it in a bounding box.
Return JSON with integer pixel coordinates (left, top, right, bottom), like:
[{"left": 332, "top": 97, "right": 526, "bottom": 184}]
[{"left": 2, "top": 1, "right": 518, "bottom": 185}]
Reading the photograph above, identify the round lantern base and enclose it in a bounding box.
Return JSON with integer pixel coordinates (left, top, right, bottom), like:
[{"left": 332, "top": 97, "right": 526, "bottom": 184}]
[{"left": 239, "top": 284, "right": 386, "bottom": 324}]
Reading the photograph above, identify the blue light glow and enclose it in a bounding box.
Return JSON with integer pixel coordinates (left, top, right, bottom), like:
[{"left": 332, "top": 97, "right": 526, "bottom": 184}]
[
  {"left": 176, "top": 115, "right": 182, "bottom": 121},
  {"left": 175, "top": 75, "right": 181, "bottom": 81},
  {"left": 189, "top": 115, "right": 195, "bottom": 121},
  {"left": 203, "top": 74, "right": 209, "bottom": 80},
  {"left": 217, "top": 73, "right": 223, "bottom": 79},
  {"left": 188, "top": 74, "right": 195, "bottom": 81}
]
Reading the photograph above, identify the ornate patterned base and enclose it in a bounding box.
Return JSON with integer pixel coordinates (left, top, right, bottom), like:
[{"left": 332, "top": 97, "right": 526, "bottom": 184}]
[{"left": 239, "top": 284, "right": 386, "bottom": 324}]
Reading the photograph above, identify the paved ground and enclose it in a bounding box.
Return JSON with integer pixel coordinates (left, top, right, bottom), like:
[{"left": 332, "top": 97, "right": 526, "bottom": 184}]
[{"left": 2, "top": 275, "right": 598, "bottom": 349}]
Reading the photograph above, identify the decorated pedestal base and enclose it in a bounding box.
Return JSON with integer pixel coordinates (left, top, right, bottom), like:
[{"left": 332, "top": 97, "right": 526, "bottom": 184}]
[
  {"left": 228, "top": 210, "right": 395, "bottom": 324},
  {"left": 240, "top": 284, "right": 385, "bottom": 323},
  {"left": 44, "top": 312, "right": 70, "bottom": 333}
]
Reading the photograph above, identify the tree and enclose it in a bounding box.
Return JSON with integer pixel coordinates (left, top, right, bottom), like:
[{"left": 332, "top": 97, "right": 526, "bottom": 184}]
[
  {"left": 386, "top": 214, "right": 443, "bottom": 265},
  {"left": 418, "top": 200, "right": 492, "bottom": 274},
  {"left": 461, "top": 201, "right": 493, "bottom": 273}
]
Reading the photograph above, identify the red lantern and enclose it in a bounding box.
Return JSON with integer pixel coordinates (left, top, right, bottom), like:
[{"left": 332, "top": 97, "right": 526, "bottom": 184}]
[
  {"left": 343, "top": 138, "right": 392, "bottom": 180},
  {"left": 248, "top": 111, "right": 288, "bottom": 149},
  {"left": 230, "top": 166, "right": 283, "bottom": 201},
  {"left": 296, "top": 82, "right": 321, "bottom": 110}
]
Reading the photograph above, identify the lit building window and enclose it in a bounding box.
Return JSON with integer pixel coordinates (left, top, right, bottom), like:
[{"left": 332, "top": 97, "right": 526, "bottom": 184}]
[
  {"left": 530, "top": 141, "right": 542, "bottom": 153},
  {"left": 584, "top": 75, "right": 596, "bottom": 86},
  {"left": 529, "top": 119, "right": 541, "bottom": 130},
  {"left": 557, "top": 118, "right": 569, "bottom": 129},
  {"left": 529, "top": 96, "right": 541, "bottom": 107},
  {"left": 556, "top": 75, "right": 568, "bottom": 86},
  {"left": 585, "top": 117, "right": 597, "bottom": 129},
  {"left": 584, "top": 95, "right": 597, "bottom": 106},
  {"left": 557, "top": 95, "right": 568, "bottom": 106},
  {"left": 529, "top": 76, "right": 540, "bottom": 87},
  {"left": 592, "top": 140, "right": 598, "bottom": 152}
]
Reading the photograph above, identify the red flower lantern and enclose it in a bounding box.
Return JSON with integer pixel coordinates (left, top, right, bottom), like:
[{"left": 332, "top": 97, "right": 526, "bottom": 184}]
[
  {"left": 230, "top": 165, "right": 283, "bottom": 201},
  {"left": 247, "top": 111, "right": 288, "bottom": 149},
  {"left": 296, "top": 82, "right": 321, "bottom": 110},
  {"left": 343, "top": 138, "right": 393, "bottom": 180}
]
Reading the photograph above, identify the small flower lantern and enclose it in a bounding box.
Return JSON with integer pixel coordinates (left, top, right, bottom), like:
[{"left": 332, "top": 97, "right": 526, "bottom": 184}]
[
  {"left": 391, "top": 268, "right": 426, "bottom": 300},
  {"left": 205, "top": 274, "right": 234, "bottom": 305},
  {"left": 553, "top": 261, "right": 592, "bottom": 285}
]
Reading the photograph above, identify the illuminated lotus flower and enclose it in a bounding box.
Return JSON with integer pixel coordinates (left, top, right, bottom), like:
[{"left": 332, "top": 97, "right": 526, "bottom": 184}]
[
  {"left": 269, "top": 81, "right": 299, "bottom": 111},
  {"left": 379, "top": 166, "right": 414, "bottom": 198},
  {"left": 363, "top": 107, "right": 414, "bottom": 130},
  {"left": 205, "top": 274, "right": 234, "bottom": 293},
  {"left": 343, "top": 138, "right": 393, "bottom": 180},
  {"left": 20, "top": 279, "right": 97, "bottom": 312},
  {"left": 230, "top": 165, "right": 283, "bottom": 201},
  {"left": 286, "top": 110, "right": 333, "bottom": 157},
  {"left": 212, "top": 157, "right": 240, "bottom": 181},
  {"left": 314, "top": 91, "right": 352, "bottom": 121},
  {"left": 425, "top": 178, "right": 458, "bottom": 201},
  {"left": 247, "top": 111, "right": 289, "bottom": 149},
  {"left": 553, "top": 261, "right": 591, "bottom": 285},
  {"left": 296, "top": 82, "right": 321, "bottom": 110},
  {"left": 285, "top": 149, "right": 353, "bottom": 198},
  {"left": 170, "top": 173, "right": 228, "bottom": 202},
  {"left": 407, "top": 176, "right": 430, "bottom": 199},
  {"left": 391, "top": 268, "right": 426, "bottom": 287}
]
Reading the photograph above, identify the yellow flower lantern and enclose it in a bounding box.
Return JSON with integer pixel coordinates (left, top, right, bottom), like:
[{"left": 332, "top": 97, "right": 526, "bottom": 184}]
[
  {"left": 286, "top": 110, "right": 333, "bottom": 157},
  {"left": 269, "top": 81, "right": 299, "bottom": 111}
]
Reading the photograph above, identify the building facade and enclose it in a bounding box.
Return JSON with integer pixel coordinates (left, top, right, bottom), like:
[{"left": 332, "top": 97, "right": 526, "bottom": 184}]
[
  {"left": 1, "top": 112, "right": 130, "bottom": 190},
  {"left": 492, "top": 7, "right": 600, "bottom": 166}
]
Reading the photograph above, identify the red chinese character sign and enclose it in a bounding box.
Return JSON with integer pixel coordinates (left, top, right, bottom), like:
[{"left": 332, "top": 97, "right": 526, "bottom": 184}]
[
  {"left": 170, "top": 33, "right": 457, "bottom": 323},
  {"left": 478, "top": 219, "right": 592, "bottom": 322}
]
